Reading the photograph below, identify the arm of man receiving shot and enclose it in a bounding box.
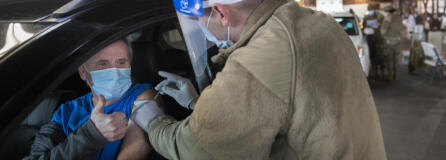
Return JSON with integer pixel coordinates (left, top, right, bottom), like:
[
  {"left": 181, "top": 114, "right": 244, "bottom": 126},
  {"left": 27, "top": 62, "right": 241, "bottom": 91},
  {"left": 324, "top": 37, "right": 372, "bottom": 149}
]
[{"left": 117, "top": 89, "right": 161, "bottom": 159}]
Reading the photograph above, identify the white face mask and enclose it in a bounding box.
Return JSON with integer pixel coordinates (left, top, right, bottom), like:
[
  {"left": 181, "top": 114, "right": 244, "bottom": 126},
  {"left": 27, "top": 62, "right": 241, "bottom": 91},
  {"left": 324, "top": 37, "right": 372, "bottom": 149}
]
[
  {"left": 83, "top": 65, "right": 132, "bottom": 100},
  {"left": 199, "top": 9, "right": 234, "bottom": 49}
]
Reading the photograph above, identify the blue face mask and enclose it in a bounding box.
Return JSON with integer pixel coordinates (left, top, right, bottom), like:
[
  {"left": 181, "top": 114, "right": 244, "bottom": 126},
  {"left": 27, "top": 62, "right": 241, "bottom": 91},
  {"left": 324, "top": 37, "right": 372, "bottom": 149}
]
[
  {"left": 199, "top": 9, "right": 234, "bottom": 49},
  {"left": 84, "top": 66, "right": 132, "bottom": 100}
]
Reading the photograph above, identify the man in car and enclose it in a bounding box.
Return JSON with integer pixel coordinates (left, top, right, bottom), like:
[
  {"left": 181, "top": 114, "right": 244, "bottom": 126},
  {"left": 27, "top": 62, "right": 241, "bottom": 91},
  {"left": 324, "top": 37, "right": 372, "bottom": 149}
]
[
  {"left": 133, "top": 0, "right": 386, "bottom": 159},
  {"left": 24, "top": 39, "right": 158, "bottom": 160}
]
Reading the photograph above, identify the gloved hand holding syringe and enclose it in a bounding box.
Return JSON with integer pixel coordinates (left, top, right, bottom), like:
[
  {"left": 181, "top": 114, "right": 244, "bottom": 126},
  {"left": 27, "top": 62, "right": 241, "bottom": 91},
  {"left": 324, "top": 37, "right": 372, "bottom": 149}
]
[{"left": 131, "top": 70, "right": 199, "bottom": 132}]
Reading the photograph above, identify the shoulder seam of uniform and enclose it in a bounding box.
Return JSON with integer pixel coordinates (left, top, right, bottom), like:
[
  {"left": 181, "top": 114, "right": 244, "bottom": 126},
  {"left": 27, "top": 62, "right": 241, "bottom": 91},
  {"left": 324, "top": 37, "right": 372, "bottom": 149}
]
[
  {"left": 271, "top": 14, "right": 297, "bottom": 135},
  {"left": 271, "top": 15, "right": 297, "bottom": 106},
  {"left": 230, "top": 59, "right": 289, "bottom": 104}
]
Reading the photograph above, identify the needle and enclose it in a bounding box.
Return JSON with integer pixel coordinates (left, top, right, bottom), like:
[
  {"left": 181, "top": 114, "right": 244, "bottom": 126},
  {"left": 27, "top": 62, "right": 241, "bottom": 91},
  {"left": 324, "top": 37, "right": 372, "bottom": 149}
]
[
  {"left": 132, "top": 92, "right": 161, "bottom": 115},
  {"left": 153, "top": 92, "right": 160, "bottom": 100}
]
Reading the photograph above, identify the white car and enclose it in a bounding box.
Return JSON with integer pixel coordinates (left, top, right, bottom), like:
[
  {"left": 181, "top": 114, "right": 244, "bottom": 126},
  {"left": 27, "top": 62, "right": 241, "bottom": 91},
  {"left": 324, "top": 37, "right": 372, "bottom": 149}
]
[{"left": 331, "top": 12, "right": 372, "bottom": 77}]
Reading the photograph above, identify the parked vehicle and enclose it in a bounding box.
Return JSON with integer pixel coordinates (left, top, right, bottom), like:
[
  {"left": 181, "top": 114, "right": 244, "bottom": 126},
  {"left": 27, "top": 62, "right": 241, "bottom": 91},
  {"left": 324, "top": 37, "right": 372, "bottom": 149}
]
[{"left": 332, "top": 12, "right": 372, "bottom": 77}]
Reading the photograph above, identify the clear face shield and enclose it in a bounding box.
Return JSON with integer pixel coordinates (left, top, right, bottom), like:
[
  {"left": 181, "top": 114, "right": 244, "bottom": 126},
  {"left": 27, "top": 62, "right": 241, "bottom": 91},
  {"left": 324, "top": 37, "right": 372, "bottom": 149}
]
[
  {"left": 173, "top": 0, "right": 242, "bottom": 76},
  {"left": 176, "top": 12, "right": 209, "bottom": 78},
  {"left": 172, "top": 0, "right": 206, "bottom": 78}
]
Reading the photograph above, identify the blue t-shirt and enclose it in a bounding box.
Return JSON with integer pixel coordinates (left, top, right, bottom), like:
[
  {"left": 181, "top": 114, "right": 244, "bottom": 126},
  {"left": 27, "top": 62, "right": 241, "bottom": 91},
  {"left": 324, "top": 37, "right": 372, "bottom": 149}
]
[{"left": 51, "top": 83, "right": 152, "bottom": 160}]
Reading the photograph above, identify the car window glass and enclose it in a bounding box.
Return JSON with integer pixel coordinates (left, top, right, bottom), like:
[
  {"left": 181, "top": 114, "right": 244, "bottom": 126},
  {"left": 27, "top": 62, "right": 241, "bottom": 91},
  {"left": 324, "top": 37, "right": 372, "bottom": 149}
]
[
  {"left": 0, "top": 0, "right": 69, "bottom": 21},
  {"left": 0, "top": 23, "right": 51, "bottom": 58},
  {"left": 162, "top": 29, "right": 187, "bottom": 51},
  {"left": 335, "top": 17, "right": 359, "bottom": 36}
]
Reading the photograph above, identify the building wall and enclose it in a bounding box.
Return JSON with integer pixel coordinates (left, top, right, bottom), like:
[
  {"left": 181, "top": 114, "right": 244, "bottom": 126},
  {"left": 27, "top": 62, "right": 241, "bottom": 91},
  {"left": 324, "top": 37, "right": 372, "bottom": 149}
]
[
  {"left": 417, "top": 0, "right": 445, "bottom": 14},
  {"left": 299, "top": 0, "right": 392, "bottom": 19},
  {"left": 316, "top": 0, "right": 344, "bottom": 12},
  {"left": 344, "top": 0, "right": 368, "bottom": 4},
  {"left": 345, "top": 2, "right": 391, "bottom": 19},
  {"left": 299, "top": 0, "right": 392, "bottom": 6}
]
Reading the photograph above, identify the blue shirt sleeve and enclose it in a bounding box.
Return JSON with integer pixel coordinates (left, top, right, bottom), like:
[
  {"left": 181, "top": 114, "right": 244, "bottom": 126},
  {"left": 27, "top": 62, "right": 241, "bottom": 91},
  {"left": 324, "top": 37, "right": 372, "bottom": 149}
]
[
  {"left": 51, "top": 100, "right": 80, "bottom": 136},
  {"left": 125, "top": 83, "right": 152, "bottom": 113},
  {"left": 51, "top": 103, "right": 70, "bottom": 135}
]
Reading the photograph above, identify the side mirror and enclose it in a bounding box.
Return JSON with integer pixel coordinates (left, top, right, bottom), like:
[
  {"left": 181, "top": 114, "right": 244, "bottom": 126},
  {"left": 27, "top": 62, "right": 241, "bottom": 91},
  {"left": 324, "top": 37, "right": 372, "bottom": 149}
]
[{"left": 363, "top": 28, "right": 375, "bottom": 35}]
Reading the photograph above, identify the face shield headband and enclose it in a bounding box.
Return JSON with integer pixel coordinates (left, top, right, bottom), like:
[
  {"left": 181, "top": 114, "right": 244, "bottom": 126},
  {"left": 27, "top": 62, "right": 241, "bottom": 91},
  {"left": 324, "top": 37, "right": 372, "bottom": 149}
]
[{"left": 172, "top": 0, "right": 242, "bottom": 77}]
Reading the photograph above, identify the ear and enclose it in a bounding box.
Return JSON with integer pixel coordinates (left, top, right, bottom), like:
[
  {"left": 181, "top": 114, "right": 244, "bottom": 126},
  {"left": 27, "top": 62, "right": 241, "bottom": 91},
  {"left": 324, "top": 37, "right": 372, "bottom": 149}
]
[
  {"left": 212, "top": 3, "right": 230, "bottom": 27},
  {"left": 78, "top": 65, "right": 87, "bottom": 81}
]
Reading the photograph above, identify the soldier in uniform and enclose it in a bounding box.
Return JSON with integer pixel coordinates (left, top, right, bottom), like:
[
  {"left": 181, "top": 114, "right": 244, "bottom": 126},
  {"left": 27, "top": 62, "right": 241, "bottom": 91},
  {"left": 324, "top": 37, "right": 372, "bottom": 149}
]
[
  {"left": 409, "top": 39, "right": 425, "bottom": 73},
  {"left": 381, "top": 5, "right": 403, "bottom": 80},
  {"left": 363, "top": 4, "right": 387, "bottom": 78}
]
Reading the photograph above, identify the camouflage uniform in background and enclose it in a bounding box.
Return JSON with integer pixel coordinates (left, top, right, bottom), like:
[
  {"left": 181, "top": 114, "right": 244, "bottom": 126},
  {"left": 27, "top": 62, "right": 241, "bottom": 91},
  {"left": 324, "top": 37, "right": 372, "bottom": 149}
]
[
  {"left": 381, "top": 6, "right": 403, "bottom": 80},
  {"left": 409, "top": 39, "right": 425, "bottom": 73},
  {"left": 377, "top": 45, "right": 396, "bottom": 79},
  {"left": 364, "top": 4, "right": 388, "bottom": 78}
]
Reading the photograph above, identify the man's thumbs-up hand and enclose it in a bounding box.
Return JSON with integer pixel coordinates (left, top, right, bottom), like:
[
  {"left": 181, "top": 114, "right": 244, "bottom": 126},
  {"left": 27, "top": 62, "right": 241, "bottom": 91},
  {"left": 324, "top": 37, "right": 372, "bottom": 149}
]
[{"left": 91, "top": 95, "right": 128, "bottom": 142}]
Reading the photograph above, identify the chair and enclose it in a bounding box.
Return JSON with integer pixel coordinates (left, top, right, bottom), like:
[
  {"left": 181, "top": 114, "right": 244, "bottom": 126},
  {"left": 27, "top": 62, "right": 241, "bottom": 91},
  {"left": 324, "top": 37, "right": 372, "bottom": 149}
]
[{"left": 421, "top": 42, "right": 445, "bottom": 83}]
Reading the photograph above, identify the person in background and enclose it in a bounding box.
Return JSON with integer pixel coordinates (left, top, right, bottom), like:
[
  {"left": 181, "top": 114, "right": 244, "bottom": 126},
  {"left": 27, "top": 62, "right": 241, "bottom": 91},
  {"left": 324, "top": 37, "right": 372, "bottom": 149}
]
[
  {"left": 409, "top": 39, "right": 426, "bottom": 74},
  {"left": 413, "top": 9, "right": 426, "bottom": 41},
  {"left": 407, "top": 8, "right": 417, "bottom": 37},
  {"left": 381, "top": 5, "right": 403, "bottom": 80},
  {"left": 364, "top": 4, "right": 387, "bottom": 78}
]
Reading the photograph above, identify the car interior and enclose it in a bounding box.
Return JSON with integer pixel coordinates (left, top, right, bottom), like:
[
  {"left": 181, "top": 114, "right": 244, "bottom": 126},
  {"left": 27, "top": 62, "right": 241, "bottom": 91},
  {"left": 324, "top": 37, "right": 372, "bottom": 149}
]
[
  {"left": 0, "top": 20, "right": 219, "bottom": 159},
  {"left": 336, "top": 17, "right": 359, "bottom": 36}
]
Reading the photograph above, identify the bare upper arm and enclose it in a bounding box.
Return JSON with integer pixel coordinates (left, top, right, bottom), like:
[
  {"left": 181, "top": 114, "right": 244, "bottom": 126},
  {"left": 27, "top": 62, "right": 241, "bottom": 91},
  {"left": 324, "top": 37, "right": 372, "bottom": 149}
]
[
  {"left": 132, "top": 89, "right": 162, "bottom": 112},
  {"left": 136, "top": 89, "right": 157, "bottom": 101},
  {"left": 118, "top": 89, "right": 158, "bottom": 159}
]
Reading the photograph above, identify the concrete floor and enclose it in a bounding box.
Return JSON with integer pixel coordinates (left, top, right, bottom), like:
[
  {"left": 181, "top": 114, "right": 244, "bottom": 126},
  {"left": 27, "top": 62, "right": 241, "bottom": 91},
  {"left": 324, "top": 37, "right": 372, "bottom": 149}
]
[{"left": 369, "top": 65, "right": 446, "bottom": 160}]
